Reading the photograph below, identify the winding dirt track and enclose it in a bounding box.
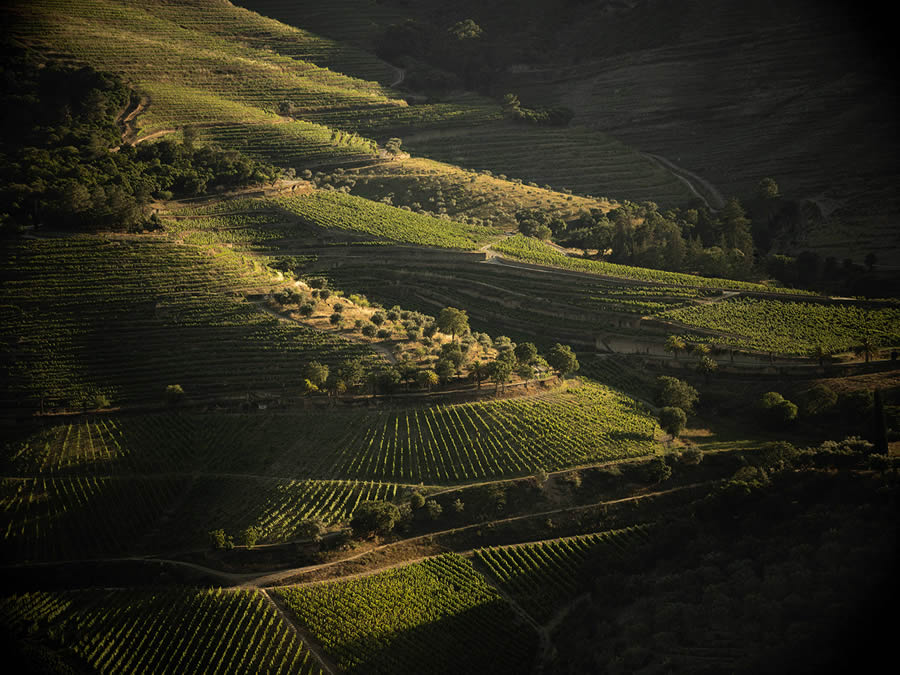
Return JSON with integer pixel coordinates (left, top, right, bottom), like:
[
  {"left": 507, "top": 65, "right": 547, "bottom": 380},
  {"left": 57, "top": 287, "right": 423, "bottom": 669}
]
[{"left": 640, "top": 152, "right": 726, "bottom": 210}]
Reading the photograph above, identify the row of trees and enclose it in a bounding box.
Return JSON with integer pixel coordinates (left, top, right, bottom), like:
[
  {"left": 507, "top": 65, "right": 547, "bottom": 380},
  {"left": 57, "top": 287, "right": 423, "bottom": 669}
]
[
  {"left": 300, "top": 339, "right": 579, "bottom": 397},
  {"left": 501, "top": 93, "right": 574, "bottom": 126},
  {"left": 516, "top": 196, "right": 756, "bottom": 279}
]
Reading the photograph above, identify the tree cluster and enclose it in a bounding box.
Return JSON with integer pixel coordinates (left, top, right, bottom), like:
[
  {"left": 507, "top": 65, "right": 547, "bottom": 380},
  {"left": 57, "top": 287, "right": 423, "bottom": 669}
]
[
  {"left": 502, "top": 93, "right": 574, "bottom": 127},
  {"left": 542, "top": 198, "right": 755, "bottom": 279},
  {"left": 0, "top": 51, "right": 279, "bottom": 234}
]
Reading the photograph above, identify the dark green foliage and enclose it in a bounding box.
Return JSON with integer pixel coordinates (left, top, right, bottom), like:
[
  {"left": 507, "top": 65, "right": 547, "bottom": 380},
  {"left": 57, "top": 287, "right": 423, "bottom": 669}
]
[
  {"left": 658, "top": 406, "right": 687, "bottom": 438},
  {"left": 838, "top": 389, "right": 874, "bottom": 424},
  {"left": 425, "top": 499, "right": 443, "bottom": 519},
  {"left": 241, "top": 525, "right": 260, "bottom": 549},
  {"left": 643, "top": 456, "right": 672, "bottom": 483},
  {"left": 0, "top": 52, "right": 278, "bottom": 233},
  {"left": 756, "top": 441, "right": 799, "bottom": 472},
  {"left": 350, "top": 500, "right": 401, "bottom": 537},
  {"left": 514, "top": 341, "right": 538, "bottom": 365},
  {"left": 436, "top": 306, "right": 469, "bottom": 341},
  {"left": 295, "top": 518, "right": 327, "bottom": 542},
  {"left": 654, "top": 376, "right": 698, "bottom": 413},
  {"left": 546, "top": 343, "right": 579, "bottom": 375},
  {"left": 696, "top": 355, "right": 718, "bottom": 380},
  {"left": 759, "top": 391, "right": 798, "bottom": 427},
  {"left": 551, "top": 468, "right": 898, "bottom": 674},
  {"left": 304, "top": 361, "right": 329, "bottom": 388},
  {"left": 803, "top": 382, "right": 837, "bottom": 416},
  {"left": 208, "top": 528, "right": 233, "bottom": 550}
]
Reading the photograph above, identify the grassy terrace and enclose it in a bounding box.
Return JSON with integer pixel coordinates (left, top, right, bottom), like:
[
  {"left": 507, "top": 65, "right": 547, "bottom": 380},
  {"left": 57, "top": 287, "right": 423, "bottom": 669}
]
[
  {"left": 163, "top": 190, "right": 501, "bottom": 249},
  {"left": 0, "top": 237, "right": 376, "bottom": 410},
  {"left": 319, "top": 156, "right": 614, "bottom": 229}
]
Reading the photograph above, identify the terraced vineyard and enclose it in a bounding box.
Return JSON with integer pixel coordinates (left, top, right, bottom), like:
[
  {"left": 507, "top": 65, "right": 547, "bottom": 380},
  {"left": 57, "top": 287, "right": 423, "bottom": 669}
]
[
  {"left": 578, "top": 356, "right": 658, "bottom": 403},
  {"left": 1, "top": 475, "right": 187, "bottom": 562},
  {"left": 316, "top": 382, "right": 660, "bottom": 482},
  {"left": 3, "top": 1, "right": 896, "bottom": 672},
  {"left": 492, "top": 234, "right": 811, "bottom": 293},
  {"left": 2, "top": 380, "right": 658, "bottom": 560},
  {"left": 3, "top": 0, "right": 500, "bottom": 159},
  {"left": 660, "top": 298, "right": 900, "bottom": 355},
  {"left": 276, "top": 553, "right": 537, "bottom": 674},
  {"left": 273, "top": 191, "right": 499, "bottom": 249},
  {"left": 1, "top": 473, "right": 399, "bottom": 561},
  {"left": 405, "top": 124, "right": 694, "bottom": 206},
  {"left": 0, "top": 589, "right": 322, "bottom": 673},
  {"left": 475, "top": 527, "right": 650, "bottom": 623},
  {"left": 344, "top": 156, "right": 612, "bottom": 228},
  {"left": 0, "top": 237, "right": 376, "bottom": 409},
  {"left": 316, "top": 247, "right": 708, "bottom": 346},
  {"left": 6, "top": 383, "right": 660, "bottom": 480}
]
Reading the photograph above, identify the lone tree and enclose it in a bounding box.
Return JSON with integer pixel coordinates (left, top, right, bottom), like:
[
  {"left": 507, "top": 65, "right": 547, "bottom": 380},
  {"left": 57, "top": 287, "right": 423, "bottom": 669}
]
[
  {"left": 241, "top": 526, "right": 260, "bottom": 549},
  {"left": 295, "top": 518, "right": 326, "bottom": 542},
  {"left": 384, "top": 137, "right": 403, "bottom": 156},
  {"left": 803, "top": 382, "right": 837, "bottom": 416},
  {"left": 338, "top": 357, "right": 366, "bottom": 391},
  {"left": 855, "top": 335, "right": 878, "bottom": 363},
  {"left": 165, "top": 384, "right": 185, "bottom": 407},
  {"left": 547, "top": 343, "right": 580, "bottom": 376},
  {"left": 436, "top": 307, "right": 469, "bottom": 342},
  {"left": 759, "top": 391, "right": 798, "bottom": 427},
  {"left": 659, "top": 406, "right": 688, "bottom": 439},
  {"left": 208, "top": 529, "right": 234, "bottom": 550},
  {"left": 305, "top": 361, "right": 329, "bottom": 389},
  {"left": 655, "top": 376, "right": 699, "bottom": 413},
  {"left": 409, "top": 491, "right": 426, "bottom": 509},
  {"left": 665, "top": 335, "right": 687, "bottom": 360},
  {"left": 489, "top": 355, "right": 514, "bottom": 392},
  {"left": 644, "top": 456, "right": 672, "bottom": 483},
  {"left": 350, "top": 500, "right": 401, "bottom": 538},
  {"left": 696, "top": 355, "right": 718, "bottom": 382},
  {"left": 514, "top": 341, "right": 538, "bottom": 365},
  {"left": 757, "top": 177, "right": 780, "bottom": 200},
  {"left": 468, "top": 360, "right": 487, "bottom": 389},
  {"left": 416, "top": 369, "right": 439, "bottom": 392}
]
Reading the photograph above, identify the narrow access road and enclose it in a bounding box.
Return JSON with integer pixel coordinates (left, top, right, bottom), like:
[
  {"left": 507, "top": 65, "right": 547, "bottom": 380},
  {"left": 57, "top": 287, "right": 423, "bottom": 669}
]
[{"left": 641, "top": 152, "right": 725, "bottom": 210}]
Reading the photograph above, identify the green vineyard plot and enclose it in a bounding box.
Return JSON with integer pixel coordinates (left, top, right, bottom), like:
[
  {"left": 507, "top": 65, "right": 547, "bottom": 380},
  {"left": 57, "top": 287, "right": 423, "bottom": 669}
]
[
  {"left": 0, "top": 237, "right": 376, "bottom": 409},
  {"left": 492, "top": 234, "right": 810, "bottom": 293},
  {"left": 0, "top": 589, "right": 322, "bottom": 674},
  {"left": 273, "top": 191, "right": 500, "bottom": 249},
  {"left": 277, "top": 553, "right": 537, "bottom": 674},
  {"left": 475, "top": 527, "right": 650, "bottom": 623},
  {"left": 6, "top": 382, "right": 659, "bottom": 481},
  {"left": 659, "top": 298, "right": 900, "bottom": 355}
]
